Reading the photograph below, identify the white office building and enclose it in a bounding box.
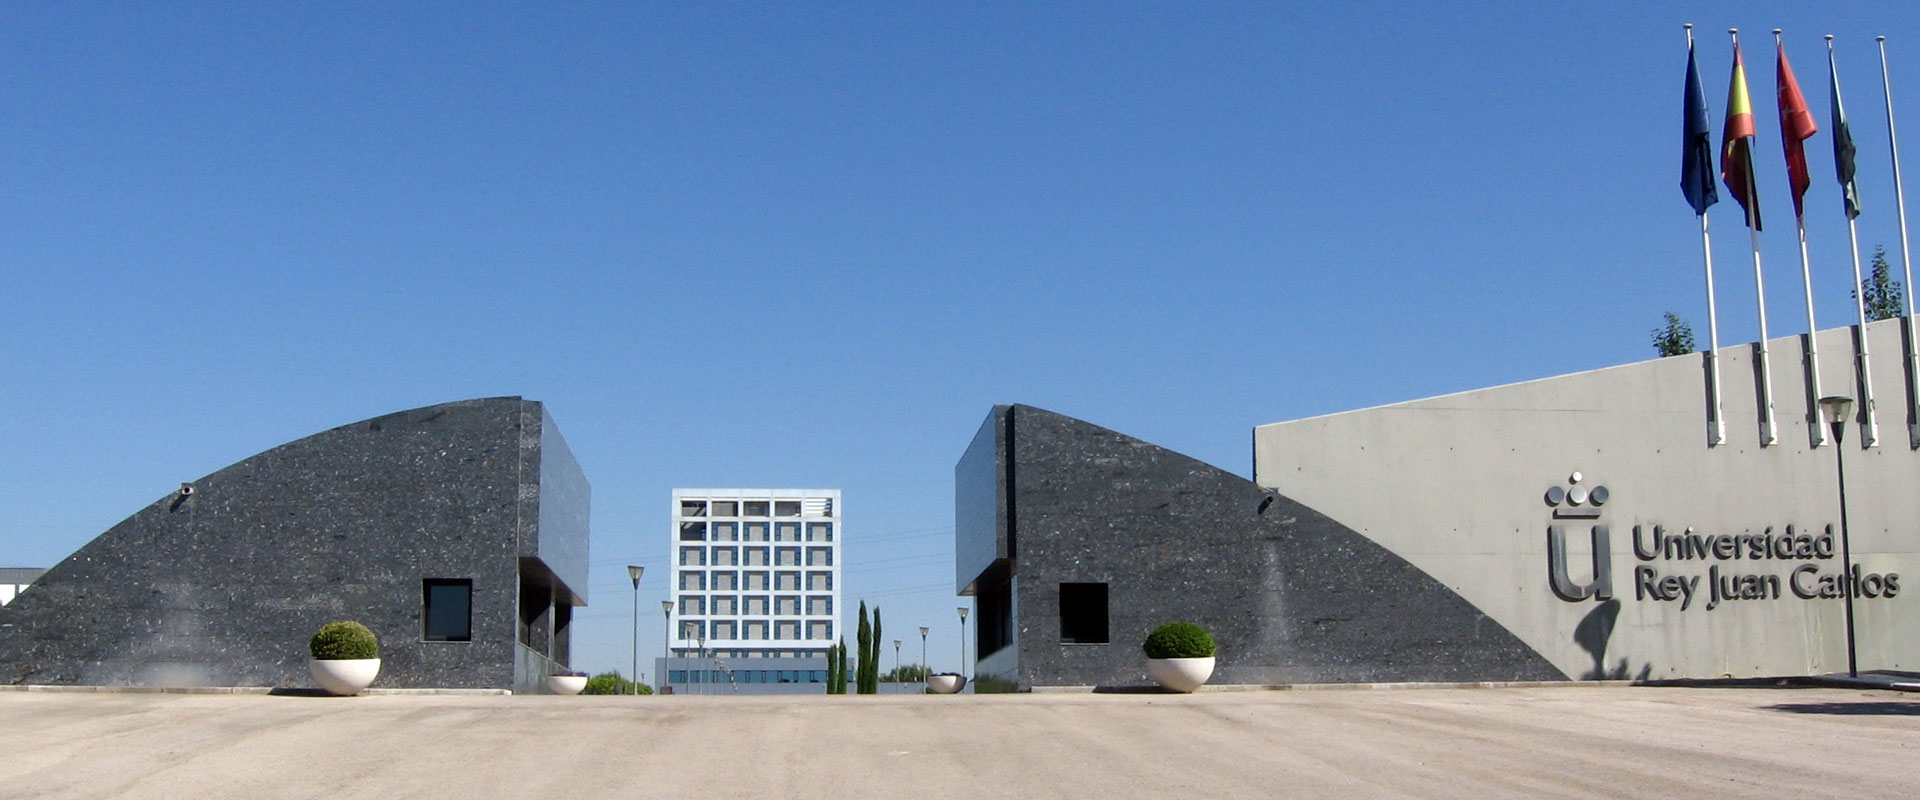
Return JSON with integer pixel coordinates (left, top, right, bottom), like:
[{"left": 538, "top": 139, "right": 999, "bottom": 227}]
[{"left": 661, "top": 489, "right": 841, "bottom": 693}]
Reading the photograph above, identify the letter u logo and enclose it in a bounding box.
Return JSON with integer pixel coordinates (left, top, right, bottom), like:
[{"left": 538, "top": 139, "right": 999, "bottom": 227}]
[{"left": 1548, "top": 525, "right": 1613, "bottom": 601}]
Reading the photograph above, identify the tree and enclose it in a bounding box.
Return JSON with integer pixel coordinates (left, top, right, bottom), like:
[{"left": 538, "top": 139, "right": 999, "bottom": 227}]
[
  {"left": 856, "top": 601, "right": 874, "bottom": 694},
  {"left": 1650, "top": 312, "right": 1696, "bottom": 357},
  {"left": 835, "top": 636, "right": 850, "bottom": 694},
  {"left": 1856, "top": 245, "right": 1907, "bottom": 321},
  {"left": 869, "top": 607, "right": 883, "bottom": 694},
  {"left": 885, "top": 664, "right": 929, "bottom": 683},
  {"left": 824, "top": 641, "right": 842, "bottom": 694},
  {"left": 582, "top": 670, "right": 651, "bottom": 695}
]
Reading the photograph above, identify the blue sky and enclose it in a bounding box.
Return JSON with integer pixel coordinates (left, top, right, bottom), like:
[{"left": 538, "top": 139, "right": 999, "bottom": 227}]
[{"left": 5, "top": 2, "right": 1919, "bottom": 679}]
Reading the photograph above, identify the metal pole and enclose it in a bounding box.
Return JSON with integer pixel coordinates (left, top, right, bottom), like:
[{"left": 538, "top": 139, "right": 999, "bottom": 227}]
[
  {"left": 1831, "top": 422, "right": 1860, "bottom": 678},
  {"left": 1689, "top": 24, "right": 1727, "bottom": 446},
  {"left": 1879, "top": 36, "right": 1920, "bottom": 447},
  {"left": 920, "top": 626, "right": 929, "bottom": 693},
  {"left": 632, "top": 579, "right": 640, "bottom": 694},
  {"left": 957, "top": 606, "right": 969, "bottom": 682},
  {"left": 628, "top": 565, "right": 644, "bottom": 695},
  {"left": 661, "top": 599, "right": 673, "bottom": 694},
  {"left": 892, "top": 640, "right": 901, "bottom": 688}
]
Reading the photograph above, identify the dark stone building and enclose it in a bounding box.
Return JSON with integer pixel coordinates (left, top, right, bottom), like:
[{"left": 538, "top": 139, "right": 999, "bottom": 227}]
[
  {"left": 0, "top": 397, "right": 589, "bottom": 692},
  {"left": 956, "top": 405, "right": 1561, "bottom": 690}
]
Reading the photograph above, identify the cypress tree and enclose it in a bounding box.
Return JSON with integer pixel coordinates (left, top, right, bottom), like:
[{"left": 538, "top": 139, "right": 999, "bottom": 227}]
[
  {"left": 856, "top": 601, "right": 873, "bottom": 694},
  {"left": 870, "top": 607, "right": 883, "bottom": 693},
  {"left": 836, "top": 636, "right": 850, "bottom": 693},
  {"left": 825, "top": 641, "right": 841, "bottom": 694}
]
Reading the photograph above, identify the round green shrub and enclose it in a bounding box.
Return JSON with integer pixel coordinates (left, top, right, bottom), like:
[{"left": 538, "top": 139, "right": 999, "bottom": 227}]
[
  {"left": 1142, "top": 622, "right": 1215, "bottom": 659},
  {"left": 309, "top": 621, "right": 379, "bottom": 660}
]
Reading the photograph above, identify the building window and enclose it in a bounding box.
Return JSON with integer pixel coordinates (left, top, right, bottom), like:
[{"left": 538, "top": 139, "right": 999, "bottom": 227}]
[
  {"left": 713, "top": 547, "right": 738, "bottom": 566},
  {"left": 680, "top": 500, "right": 706, "bottom": 517},
  {"left": 743, "top": 500, "right": 770, "bottom": 517},
  {"left": 713, "top": 571, "right": 739, "bottom": 591},
  {"left": 680, "top": 546, "right": 707, "bottom": 566},
  {"left": 712, "top": 621, "right": 737, "bottom": 639},
  {"left": 775, "top": 522, "right": 800, "bottom": 542},
  {"left": 681, "top": 620, "right": 705, "bottom": 640},
  {"left": 423, "top": 579, "right": 472, "bottom": 642},
  {"left": 806, "top": 547, "right": 832, "bottom": 566},
  {"left": 745, "top": 547, "right": 769, "bottom": 567},
  {"left": 680, "top": 521, "right": 706, "bottom": 541},
  {"left": 776, "top": 547, "right": 800, "bottom": 566},
  {"left": 807, "top": 621, "right": 832, "bottom": 640},
  {"left": 711, "top": 501, "right": 737, "bottom": 517},
  {"left": 712, "top": 595, "right": 738, "bottom": 615},
  {"left": 680, "top": 596, "right": 705, "bottom": 616},
  {"left": 803, "top": 497, "right": 832, "bottom": 517},
  {"left": 712, "top": 522, "right": 737, "bottom": 541},
  {"left": 806, "top": 522, "right": 833, "bottom": 541},
  {"left": 775, "top": 571, "right": 801, "bottom": 591},
  {"left": 807, "top": 595, "right": 832, "bottom": 616},
  {"left": 774, "top": 501, "right": 801, "bottom": 517},
  {"left": 775, "top": 595, "right": 800, "bottom": 615},
  {"left": 744, "top": 522, "right": 769, "bottom": 541},
  {"left": 808, "top": 571, "right": 832, "bottom": 591},
  {"left": 679, "top": 571, "right": 707, "bottom": 591},
  {"left": 1059, "top": 583, "right": 1109, "bottom": 644}
]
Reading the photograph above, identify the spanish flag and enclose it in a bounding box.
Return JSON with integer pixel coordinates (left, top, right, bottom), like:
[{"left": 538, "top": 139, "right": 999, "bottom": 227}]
[{"left": 1723, "top": 44, "right": 1762, "bottom": 230}]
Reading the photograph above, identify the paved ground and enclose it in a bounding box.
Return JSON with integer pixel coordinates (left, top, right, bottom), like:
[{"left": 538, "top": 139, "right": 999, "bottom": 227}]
[{"left": 3, "top": 685, "right": 1917, "bottom": 799}]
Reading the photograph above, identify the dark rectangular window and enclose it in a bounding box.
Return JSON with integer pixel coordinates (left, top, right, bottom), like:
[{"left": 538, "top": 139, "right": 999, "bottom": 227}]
[
  {"left": 1059, "top": 582, "right": 1108, "bottom": 644},
  {"left": 424, "top": 579, "right": 473, "bottom": 641}
]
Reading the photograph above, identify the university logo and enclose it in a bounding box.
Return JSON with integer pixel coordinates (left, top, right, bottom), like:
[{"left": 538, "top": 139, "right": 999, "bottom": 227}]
[{"left": 1546, "top": 471, "right": 1612, "bottom": 602}]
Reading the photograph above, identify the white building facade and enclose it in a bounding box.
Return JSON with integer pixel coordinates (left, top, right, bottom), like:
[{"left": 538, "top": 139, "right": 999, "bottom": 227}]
[{"left": 662, "top": 489, "right": 841, "bottom": 693}]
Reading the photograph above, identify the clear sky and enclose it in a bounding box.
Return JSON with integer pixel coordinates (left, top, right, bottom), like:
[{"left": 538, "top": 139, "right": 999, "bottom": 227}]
[{"left": 5, "top": 2, "right": 1919, "bottom": 680}]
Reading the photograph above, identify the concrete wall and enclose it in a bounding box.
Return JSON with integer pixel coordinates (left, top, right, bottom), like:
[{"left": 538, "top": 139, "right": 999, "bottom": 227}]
[
  {"left": 0, "top": 397, "right": 590, "bottom": 689},
  {"left": 1254, "top": 320, "right": 1920, "bottom": 680}
]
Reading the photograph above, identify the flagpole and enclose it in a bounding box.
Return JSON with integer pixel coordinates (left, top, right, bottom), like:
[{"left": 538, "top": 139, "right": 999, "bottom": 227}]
[
  {"left": 1879, "top": 36, "right": 1920, "bottom": 448},
  {"left": 1830, "top": 36, "right": 1881, "bottom": 448},
  {"left": 1736, "top": 29, "right": 1779, "bottom": 446},
  {"left": 1782, "top": 30, "right": 1829, "bottom": 448},
  {"left": 1692, "top": 24, "right": 1728, "bottom": 447}
]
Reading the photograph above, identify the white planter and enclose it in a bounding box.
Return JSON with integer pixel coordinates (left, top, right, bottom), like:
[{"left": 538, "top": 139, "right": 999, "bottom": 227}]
[
  {"left": 310, "top": 658, "right": 381, "bottom": 696},
  {"left": 1146, "top": 656, "right": 1215, "bottom": 693},
  {"left": 546, "top": 675, "right": 588, "bottom": 695},
  {"left": 926, "top": 674, "right": 968, "bottom": 694}
]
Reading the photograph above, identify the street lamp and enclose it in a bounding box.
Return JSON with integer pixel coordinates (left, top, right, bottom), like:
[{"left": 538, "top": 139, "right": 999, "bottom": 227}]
[
  {"left": 957, "top": 606, "right": 969, "bottom": 683},
  {"left": 661, "top": 599, "right": 674, "bottom": 693},
  {"left": 919, "top": 626, "right": 929, "bottom": 692},
  {"left": 627, "top": 565, "right": 645, "bottom": 695},
  {"left": 1818, "top": 394, "right": 1860, "bottom": 678},
  {"left": 892, "top": 639, "right": 902, "bottom": 687}
]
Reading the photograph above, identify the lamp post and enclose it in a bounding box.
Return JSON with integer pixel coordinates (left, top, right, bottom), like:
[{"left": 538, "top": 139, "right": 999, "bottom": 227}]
[
  {"left": 957, "top": 606, "right": 970, "bottom": 683},
  {"left": 627, "top": 565, "right": 645, "bottom": 695},
  {"left": 661, "top": 599, "right": 673, "bottom": 693},
  {"left": 1818, "top": 395, "right": 1861, "bottom": 678},
  {"left": 892, "top": 639, "right": 902, "bottom": 687},
  {"left": 697, "top": 634, "right": 707, "bottom": 695},
  {"left": 919, "top": 626, "right": 929, "bottom": 692}
]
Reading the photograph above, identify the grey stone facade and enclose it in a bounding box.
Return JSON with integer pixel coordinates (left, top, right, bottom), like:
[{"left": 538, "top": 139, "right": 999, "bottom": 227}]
[
  {"left": 956, "top": 405, "right": 1561, "bottom": 690},
  {"left": 0, "top": 397, "right": 589, "bottom": 691}
]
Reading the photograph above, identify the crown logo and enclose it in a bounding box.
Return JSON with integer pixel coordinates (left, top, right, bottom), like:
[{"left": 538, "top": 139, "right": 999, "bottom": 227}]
[{"left": 1544, "top": 471, "right": 1609, "bottom": 520}]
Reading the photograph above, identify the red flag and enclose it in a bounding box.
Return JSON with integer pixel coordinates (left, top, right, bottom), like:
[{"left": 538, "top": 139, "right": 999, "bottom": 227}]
[{"left": 1777, "top": 42, "right": 1818, "bottom": 220}]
